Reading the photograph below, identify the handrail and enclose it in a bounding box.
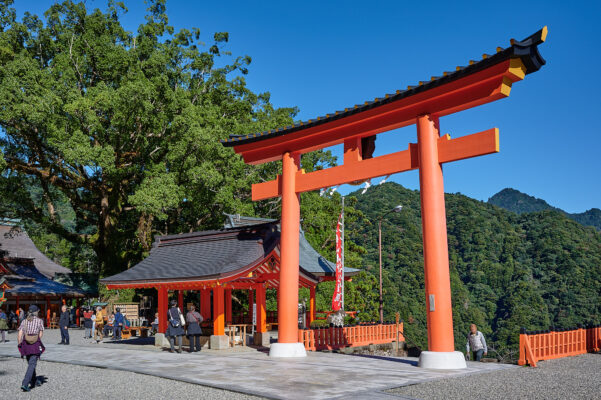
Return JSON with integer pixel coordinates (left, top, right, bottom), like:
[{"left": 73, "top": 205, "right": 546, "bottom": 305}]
[{"left": 518, "top": 325, "right": 601, "bottom": 367}]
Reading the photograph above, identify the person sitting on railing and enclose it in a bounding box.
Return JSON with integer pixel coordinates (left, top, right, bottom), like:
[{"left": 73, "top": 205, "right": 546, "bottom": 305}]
[{"left": 466, "top": 323, "right": 487, "bottom": 361}]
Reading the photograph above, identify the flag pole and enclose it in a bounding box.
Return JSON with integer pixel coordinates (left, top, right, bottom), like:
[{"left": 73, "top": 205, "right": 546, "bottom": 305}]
[{"left": 341, "top": 195, "right": 345, "bottom": 311}]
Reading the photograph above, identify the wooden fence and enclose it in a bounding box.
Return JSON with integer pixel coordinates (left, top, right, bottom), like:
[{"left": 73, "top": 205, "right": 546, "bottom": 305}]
[
  {"left": 518, "top": 325, "right": 601, "bottom": 367},
  {"left": 299, "top": 322, "right": 404, "bottom": 351}
]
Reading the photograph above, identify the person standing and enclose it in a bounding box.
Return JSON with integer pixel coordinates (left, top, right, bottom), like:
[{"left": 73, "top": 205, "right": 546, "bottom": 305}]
[
  {"left": 83, "top": 307, "right": 93, "bottom": 339},
  {"left": 17, "top": 305, "right": 45, "bottom": 392},
  {"left": 94, "top": 307, "right": 104, "bottom": 342},
  {"left": 0, "top": 308, "right": 8, "bottom": 342},
  {"left": 58, "top": 305, "right": 70, "bottom": 345},
  {"left": 186, "top": 304, "right": 203, "bottom": 352},
  {"left": 113, "top": 308, "right": 124, "bottom": 340},
  {"left": 466, "top": 323, "right": 488, "bottom": 361},
  {"left": 18, "top": 307, "right": 25, "bottom": 325},
  {"left": 166, "top": 300, "right": 185, "bottom": 353}
]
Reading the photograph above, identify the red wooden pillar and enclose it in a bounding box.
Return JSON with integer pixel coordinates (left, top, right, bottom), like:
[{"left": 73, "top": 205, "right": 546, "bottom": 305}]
[
  {"left": 76, "top": 299, "right": 81, "bottom": 326},
  {"left": 278, "top": 151, "right": 301, "bottom": 344},
  {"left": 417, "top": 114, "right": 455, "bottom": 353},
  {"left": 46, "top": 297, "right": 51, "bottom": 327},
  {"left": 225, "top": 289, "right": 232, "bottom": 324},
  {"left": 157, "top": 286, "right": 168, "bottom": 333},
  {"left": 15, "top": 295, "right": 19, "bottom": 318},
  {"left": 178, "top": 290, "right": 184, "bottom": 311},
  {"left": 200, "top": 288, "right": 211, "bottom": 320},
  {"left": 309, "top": 285, "right": 316, "bottom": 325},
  {"left": 213, "top": 286, "right": 225, "bottom": 336},
  {"left": 256, "top": 284, "right": 267, "bottom": 333}
]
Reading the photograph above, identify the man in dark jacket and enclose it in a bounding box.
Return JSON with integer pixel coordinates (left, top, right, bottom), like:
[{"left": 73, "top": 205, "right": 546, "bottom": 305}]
[
  {"left": 58, "top": 305, "right": 70, "bottom": 345},
  {"left": 113, "top": 308, "right": 124, "bottom": 340}
]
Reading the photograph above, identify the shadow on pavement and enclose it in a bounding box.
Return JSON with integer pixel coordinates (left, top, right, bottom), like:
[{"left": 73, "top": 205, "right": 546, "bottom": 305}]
[
  {"left": 103, "top": 337, "right": 155, "bottom": 346},
  {"left": 349, "top": 353, "right": 419, "bottom": 366}
]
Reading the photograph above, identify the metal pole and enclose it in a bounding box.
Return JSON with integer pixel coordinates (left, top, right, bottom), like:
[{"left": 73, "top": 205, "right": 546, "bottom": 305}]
[{"left": 378, "top": 218, "right": 383, "bottom": 324}]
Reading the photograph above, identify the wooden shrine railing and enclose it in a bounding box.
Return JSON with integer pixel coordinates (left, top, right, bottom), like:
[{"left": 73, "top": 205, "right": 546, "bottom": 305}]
[
  {"left": 518, "top": 325, "right": 601, "bottom": 367},
  {"left": 299, "top": 322, "right": 404, "bottom": 351}
]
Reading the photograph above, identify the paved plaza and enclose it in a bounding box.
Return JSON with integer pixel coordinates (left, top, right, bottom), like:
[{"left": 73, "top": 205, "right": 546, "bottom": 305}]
[{"left": 0, "top": 328, "right": 516, "bottom": 399}]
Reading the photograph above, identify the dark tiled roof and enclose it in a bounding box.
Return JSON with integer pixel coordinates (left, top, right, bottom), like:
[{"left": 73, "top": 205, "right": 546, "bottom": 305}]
[
  {"left": 223, "top": 214, "right": 359, "bottom": 277},
  {"left": 222, "top": 28, "right": 546, "bottom": 148},
  {"left": 101, "top": 224, "right": 280, "bottom": 284},
  {"left": 0, "top": 225, "right": 71, "bottom": 278},
  {"left": 102, "top": 217, "right": 360, "bottom": 284},
  {"left": 4, "top": 261, "right": 85, "bottom": 296}
]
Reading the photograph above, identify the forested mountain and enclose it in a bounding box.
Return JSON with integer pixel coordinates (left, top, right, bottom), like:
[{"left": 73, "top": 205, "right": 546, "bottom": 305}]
[
  {"left": 489, "top": 188, "right": 601, "bottom": 230},
  {"left": 349, "top": 183, "right": 601, "bottom": 353}
]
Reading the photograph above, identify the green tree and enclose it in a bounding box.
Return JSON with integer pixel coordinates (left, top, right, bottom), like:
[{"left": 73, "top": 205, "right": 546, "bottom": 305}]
[{"left": 0, "top": 0, "right": 295, "bottom": 275}]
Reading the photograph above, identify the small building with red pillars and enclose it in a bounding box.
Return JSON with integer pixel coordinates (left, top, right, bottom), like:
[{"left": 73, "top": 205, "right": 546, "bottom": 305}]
[
  {"left": 101, "top": 215, "right": 358, "bottom": 349},
  {"left": 0, "top": 222, "right": 87, "bottom": 325}
]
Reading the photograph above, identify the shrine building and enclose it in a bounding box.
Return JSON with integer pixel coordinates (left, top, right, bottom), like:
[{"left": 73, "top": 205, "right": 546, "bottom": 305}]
[{"left": 101, "top": 215, "right": 358, "bottom": 349}]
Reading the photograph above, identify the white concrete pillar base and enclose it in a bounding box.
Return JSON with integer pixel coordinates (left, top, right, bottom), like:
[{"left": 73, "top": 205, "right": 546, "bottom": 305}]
[
  {"left": 209, "top": 335, "right": 229, "bottom": 350},
  {"left": 418, "top": 351, "right": 467, "bottom": 369},
  {"left": 268, "top": 342, "right": 307, "bottom": 358}
]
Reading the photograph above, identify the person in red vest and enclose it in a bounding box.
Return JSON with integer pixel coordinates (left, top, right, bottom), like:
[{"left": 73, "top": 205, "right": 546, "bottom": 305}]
[{"left": 82, "top": 307, "right": 94, "bottom": 339}]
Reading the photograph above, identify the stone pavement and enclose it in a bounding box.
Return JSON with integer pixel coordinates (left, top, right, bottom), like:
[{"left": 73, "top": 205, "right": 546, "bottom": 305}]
[{"left": 0, "top": 340, "right": 517, "bottom": 399}]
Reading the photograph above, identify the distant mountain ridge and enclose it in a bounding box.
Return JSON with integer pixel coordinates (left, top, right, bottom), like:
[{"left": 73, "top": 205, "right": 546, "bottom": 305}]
[{"left": 488, "top": 188, "right": 601, "bottom": 231}]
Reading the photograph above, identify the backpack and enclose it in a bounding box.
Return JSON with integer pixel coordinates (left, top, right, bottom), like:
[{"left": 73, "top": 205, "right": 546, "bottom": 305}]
[{"left": 24, "top": 320, "right": 39, "bottom": 344}]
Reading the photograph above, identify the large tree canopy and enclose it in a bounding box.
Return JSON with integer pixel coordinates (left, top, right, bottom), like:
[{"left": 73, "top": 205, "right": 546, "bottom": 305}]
[{"left": 0, "top": 0, "right": 301, "bottom": 275}]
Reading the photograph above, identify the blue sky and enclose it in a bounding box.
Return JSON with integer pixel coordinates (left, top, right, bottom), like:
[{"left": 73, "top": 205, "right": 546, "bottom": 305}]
[{"left": 13, "top": 1, "right": 601, "bottom": 213}]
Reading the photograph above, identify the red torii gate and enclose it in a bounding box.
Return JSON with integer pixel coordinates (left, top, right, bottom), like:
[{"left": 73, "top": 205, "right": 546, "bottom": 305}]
[{"left": 222, "top": 28, "right": 546, "bottom": 367}]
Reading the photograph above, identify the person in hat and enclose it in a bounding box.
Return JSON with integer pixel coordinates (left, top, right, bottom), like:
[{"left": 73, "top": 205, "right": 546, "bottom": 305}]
[
  {"left": 166, "top": 299, "right": 185, "bottom": 353},
  {"left": 17, "top": 305, "right": 45, "bottom": 392}
]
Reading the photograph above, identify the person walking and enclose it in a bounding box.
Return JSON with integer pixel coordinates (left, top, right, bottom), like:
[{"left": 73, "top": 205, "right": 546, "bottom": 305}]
[
  {"left": 466, "top": 323, "right": 488, "bottom": 361},
  {"left": 113, "top": 308, "right": 124, "bottom": 340},
  {"left": 58, "top": 305, "right": 70, "bottom": 345},
  {"left": 186, "top": 304, "right": 203, "bottom": 352},
  {"left": 0, "top": 308, "right": 9, "bottom": 342},
  {"left": 17, "top": 305, "right": 45, "bottom": 392},
  {"left": 166, "top": 300, "right": 185, "bottom": 353}
]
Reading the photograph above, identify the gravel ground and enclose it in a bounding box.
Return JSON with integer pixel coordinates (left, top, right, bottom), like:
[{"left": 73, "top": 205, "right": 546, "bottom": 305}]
[
  {"left": 0, "top": 329, "right": 265, "bottom": 400},
  {"left": 388, "top": 353, "right": 601, "bottom": 400}
]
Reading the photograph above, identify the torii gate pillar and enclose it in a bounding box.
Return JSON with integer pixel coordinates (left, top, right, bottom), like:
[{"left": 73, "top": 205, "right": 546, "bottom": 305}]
[
  {"left": 416, "top": 114, "right": 465, "bottom": 369},
  {"left": 269, "top": 151, "right": 307, "bottom": 358}
]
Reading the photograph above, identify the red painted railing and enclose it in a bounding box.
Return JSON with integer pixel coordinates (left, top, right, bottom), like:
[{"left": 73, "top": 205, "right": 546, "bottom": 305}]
[
  {"left": 299, "top": 322, "right": 404, "bottom": 351},
  {"left": 518, "top": 325, "right": 601, "bottom": 367}
]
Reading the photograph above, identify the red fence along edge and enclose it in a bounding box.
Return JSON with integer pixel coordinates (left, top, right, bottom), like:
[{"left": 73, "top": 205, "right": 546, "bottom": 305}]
[{"left": 518, "top": 326, "right": 601, "bottom": 367}]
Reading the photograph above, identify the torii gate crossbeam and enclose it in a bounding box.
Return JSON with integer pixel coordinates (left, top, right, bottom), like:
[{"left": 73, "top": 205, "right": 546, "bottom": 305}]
[{"left": 221, "top": 27, "right": 547, "bottom": 367}]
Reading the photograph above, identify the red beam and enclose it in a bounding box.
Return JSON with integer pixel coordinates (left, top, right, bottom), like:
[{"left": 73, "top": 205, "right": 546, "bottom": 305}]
[
  {"left": 253, "top": 128, "right": 499, "bottom": 200},
  {"left": 234, "top": 59, "right": 520, "bottom": 165}
]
